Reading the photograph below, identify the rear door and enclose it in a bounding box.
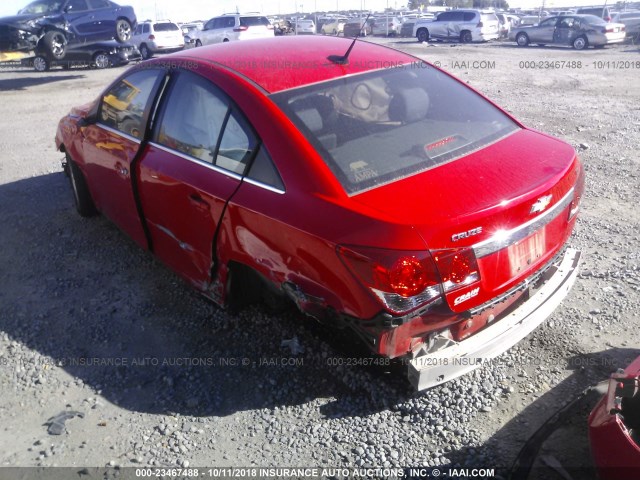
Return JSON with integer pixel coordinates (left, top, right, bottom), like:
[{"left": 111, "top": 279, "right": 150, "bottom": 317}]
[
  {"left": 138, "top": 70, "right": 259, "bottom": 287},
  {"left": 81, "top": 68, "right": 166, "bottom": 248}
]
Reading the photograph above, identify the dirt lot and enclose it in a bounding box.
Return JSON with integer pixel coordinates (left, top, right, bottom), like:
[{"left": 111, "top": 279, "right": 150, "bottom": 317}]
[{"left": 0, "top": 38, "right": 639, "bottom": 479}]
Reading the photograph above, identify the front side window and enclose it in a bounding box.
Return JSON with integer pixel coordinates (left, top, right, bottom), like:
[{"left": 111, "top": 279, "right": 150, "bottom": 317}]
[
  {"left": 65, "top": 0, "right": 88, "bottom": 12},
  {"left": 88, "top": 0, "right": 110, "bottom": 8},
  {"left": 155, "top": 72, "right": 229, "bottom": 163},
  {"left": 154, "top": 71, "right": 259, "bottom": 176},
  {"left": 99, "top": 69, "right": 163, "bottom": 138},
  {"left": 540, "top": 18, "right": 557, "bottom": 27},
  {"left": 272, "top": 65, "right": 519, "bottom": 195}
]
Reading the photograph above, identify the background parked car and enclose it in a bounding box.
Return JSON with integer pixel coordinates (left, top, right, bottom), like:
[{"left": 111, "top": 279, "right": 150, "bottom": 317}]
[
  {"left": 371, "top": 16, "right": 402, "bottom": 36},
  {"left": 295, "top": 19, "right": 315, "bottom": 35},
  {"left": 611, "top": 11, "right": 640, "bottom": 40},
  {"left": 0, "top": 0, "right": 136, "bottom": 60},
  {"left": 321, "top": 17, "right": 347, "bottom": 35},
  {"left": 414, "top": 9, "right": 499, "bottom": 43},
  {"left": 496, "top": 13, "right": 520, "bottom": 38},
  {"left": 180, "top": 23, "right": 202, "bottom": 49},
  {"left": 132, "top": 20, "right": 184, "bottom": 59},
  {"left": 510, "top": 14, "right": 626, "bottom": 50},
  {"left": 192, "top": 13, "right": 273, "bottom": 46},
  {"left": 27, "top": 39, "right": 139, "bottom": 71},
  {"left": 342, "top": 18, "right": 373, "bottom": 37}
]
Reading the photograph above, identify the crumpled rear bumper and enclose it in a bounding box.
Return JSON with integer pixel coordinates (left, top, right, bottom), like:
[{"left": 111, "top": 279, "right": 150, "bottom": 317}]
[
  {"left": 0, "top": 24, "right": 38, "bottom": 52},
  {"left": 407, "top": 247, "right": 581, "bottom": 390}
]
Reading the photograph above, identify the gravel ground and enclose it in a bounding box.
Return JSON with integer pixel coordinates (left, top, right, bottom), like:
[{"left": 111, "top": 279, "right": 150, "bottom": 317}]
[{"left": 0, "top": 38, "right": 639, "bottom": 479}]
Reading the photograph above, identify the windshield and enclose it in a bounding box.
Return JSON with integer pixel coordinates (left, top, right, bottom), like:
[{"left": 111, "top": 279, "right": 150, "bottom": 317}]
[
  {"left": 271, "top": 65, "right": 519, "bottom": 195},
  {"left": 18, "top": 0, "right": 63, "bottom": 15}
]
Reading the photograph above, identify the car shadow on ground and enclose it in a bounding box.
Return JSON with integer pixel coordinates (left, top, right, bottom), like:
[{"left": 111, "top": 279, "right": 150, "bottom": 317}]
[
  {"left": 0, "top": 74, "right": 86, "bottom": 91},
  {"left": 443, "top": 348, "right": 640, "bottom": 480},
  {"left": 0, "top": 172, "right": 411, "bottom": 418}
]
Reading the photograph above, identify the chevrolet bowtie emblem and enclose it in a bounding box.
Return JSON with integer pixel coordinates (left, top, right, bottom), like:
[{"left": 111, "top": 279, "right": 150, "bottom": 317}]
[{"left": 530, "top": 194, "right": 553, "bottom": 214}]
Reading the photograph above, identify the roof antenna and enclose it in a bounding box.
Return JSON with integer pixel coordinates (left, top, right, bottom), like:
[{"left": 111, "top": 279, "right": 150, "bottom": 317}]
[{"left": 327, "top": 12, "right": 372, "bottom": 65}]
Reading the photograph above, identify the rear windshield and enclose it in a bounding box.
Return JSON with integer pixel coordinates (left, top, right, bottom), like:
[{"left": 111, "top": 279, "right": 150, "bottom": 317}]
[
  {"left": 581, "top": 14, "right": 607, "bottom": 25},
  {"left": 271, "top": 65, "right": 519, "bottom": 195},
  {"left": 240, "top": 16, "right": 271, "bottom": 27},
  {"left": 154, "top": 23, "right": 179, "bottom": 31}
]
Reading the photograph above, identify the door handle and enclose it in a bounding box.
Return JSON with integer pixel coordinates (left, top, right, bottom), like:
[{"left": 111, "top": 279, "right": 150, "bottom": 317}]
[{"left": 189, "top": 193, "right": 208, "bottom": 206}]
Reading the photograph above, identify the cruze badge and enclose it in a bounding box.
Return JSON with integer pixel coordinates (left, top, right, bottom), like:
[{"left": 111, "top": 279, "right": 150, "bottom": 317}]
[
  {"left": 451, "top": 227, "right": 483, "bottom": 242},
  {"left": 530, "top": 194, "right": 553, "bottom": 214}
]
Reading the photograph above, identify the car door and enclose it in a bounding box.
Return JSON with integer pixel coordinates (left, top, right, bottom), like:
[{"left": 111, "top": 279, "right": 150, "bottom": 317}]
[
  {"left": 199, "top": 18, "right": 219, "bottom": 45},
  {"left": 554, "top": 16, "right": 576, "bottom": 45},
  {"left": 62, "top": 0, "right": 95, "bottom": 40},
  {"left": 81, "top": 68, "right": 166, "bottom": 248},
  {"left": 137, "top": 70, "right": 259, "bottom": 287},
  {"left": 530, "top": 17, "right": 558, "bottom": 42},
  {"left": 86, "top": 0, "right": 116, "bottom": 39}
]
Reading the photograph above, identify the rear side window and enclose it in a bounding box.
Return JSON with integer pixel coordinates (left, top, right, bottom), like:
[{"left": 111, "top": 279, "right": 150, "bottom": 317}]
[
  {"left": 240, "top": 16, "right": 270, "bottom": 27},
  {"left": 88, "top": 0, "right": 110, "bottom": 8},
  {"left": 463, "top": 12, "right": 476, "bottom": 22},
  {"left": 99, "top": 69, "right": 164, "bottom": 139},
  {"left": 272, "top": 65, "right": 519, "bottom": 195},
  {"left": 153, "top": 23, "right": 179, "bottom": 31}
]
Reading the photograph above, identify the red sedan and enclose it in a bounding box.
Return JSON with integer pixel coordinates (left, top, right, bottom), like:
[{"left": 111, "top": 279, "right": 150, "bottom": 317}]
[{"left": 56, "top": 36, "right": 584, "bottom": 390}]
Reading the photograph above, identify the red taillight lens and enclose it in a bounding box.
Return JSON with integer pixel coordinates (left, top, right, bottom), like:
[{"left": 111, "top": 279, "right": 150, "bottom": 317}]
[
  {"left": 148, "top": 34, "right": 155, "bottom": 40},
  {"left": 389, "top": 256, "right": 430, "bottom": 297},
  {"left": 337, "top": 246, "right": 442, "bottom": 314},
  {"left": 432, "top": 248, "right": 480, "bottom": 293},
  {"left": 233, "top": 26, "right": 248, "bottom": 32}
]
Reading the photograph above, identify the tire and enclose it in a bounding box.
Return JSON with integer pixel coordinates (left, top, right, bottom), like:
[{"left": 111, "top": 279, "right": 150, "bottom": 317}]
[
  {"left": 416, "top": 28, "right": 429, "bottom": 43},
  {"left": 67, "top": 156, "right": 97, "bottom": 217},
  {"left": 537, "top": 43, "right": 546, "bottom": 47},
  {"left": 223, "top": 38, "right": 229, "bottom": 42},
  {"left": 33, "top": 55, "right": 50, "bottom": 72},
  {"left": 93, "top": 52, "right": 111, "bottom": 69},
  {"left": 573, "top": 35, "right": 587, "bottom": 50},
  {"left": 333, "top": 29, "right": 337, "bottom": 35},
  {"left": 516, "top": 33, "right": 529, "bottom": 47},
  {"left": 115, "top": 19, "right": 132, "bottom": 42},
  {"left": 594, "top": 44, "right": 605, "bottom": 49},
  {"left": 139, "top": 43, "right": 151, "bottom": 60},
  {"left": 42, "top": 30, "right": 66, "bottom": 60},
  {"left": 195, "top": 40, "right": 202, "bottom": 47},
  {"left": 460, "top": 30, "right": 473, "bottom": 43}
]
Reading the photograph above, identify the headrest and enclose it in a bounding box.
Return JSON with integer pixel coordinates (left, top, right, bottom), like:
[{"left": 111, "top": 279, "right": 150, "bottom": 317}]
[{"left": 388, "top": 88, "right": 430, "bottom": 123}]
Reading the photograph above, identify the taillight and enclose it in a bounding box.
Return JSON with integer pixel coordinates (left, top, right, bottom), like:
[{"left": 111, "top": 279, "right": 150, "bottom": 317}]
[
  {"left": 432, "top": 248, "right": 480, "bottom": 293},
  {"left": 337, "top": 246, "right": 442, "bottom": 314},
  {"left": 233, "top": 26, "right": 248, "bottom": 32},
  {"left": 604, "top": 16, "right": 611, "bottom": 22},
  {"left": 148, "top": 34, "right": 155, "bottom": 40},
  {"left": 569, "top": 161, "right": 585, "bottom": 220}
]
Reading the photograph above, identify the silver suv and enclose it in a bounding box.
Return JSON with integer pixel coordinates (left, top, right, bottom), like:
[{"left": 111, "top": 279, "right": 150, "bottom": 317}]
[
  {"left": 192, "top": 13, "right": 274, "bottom": 46},
  {"left": 132, "top": 21, "right": 184, "bottom": 60},
  {"left": 414, "top": 10, "right": 500, "bottom": 43}
]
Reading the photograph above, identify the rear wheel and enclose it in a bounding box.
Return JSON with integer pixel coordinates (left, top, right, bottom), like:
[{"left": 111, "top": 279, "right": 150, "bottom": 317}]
[
  {"left": 139, "top": 43, "right": 151, "bottom": 59},
  {"left": 67, "top": 156, "right": 97, "bottom": 217},
  {"left": 33, "top": 55, "right": 50, "bottom": 72},
  {"left": 115, "top": 19, "right": 132, "bottom": 42},
  {"left": 416, "top": 28, "right": 429, "bottom": 42},
  {"left": 593, "top": 44, "right": 605, "bottom": 49},
  {"left": 460, "top": 30, "right": 473, "bottom": 43},
  {"left": 573, "top": 35, "right": 588, "bottom": 50},
  {"left": 93, "top": 52, "right": 111, "bottom": 69},
  {"left": 516, "top": 32, "right": 529, "bottom": 47},
  {"left": 42, "top": 30, "right": 66, "bottom": 60},
  {"left": 195, "top": 39, "right": 202, "bottom": 47}
]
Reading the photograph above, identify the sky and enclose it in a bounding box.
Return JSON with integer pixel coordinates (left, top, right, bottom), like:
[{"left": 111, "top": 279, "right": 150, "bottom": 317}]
[{"left": 0, "top": 0, "right": 609, "bottom": 21}]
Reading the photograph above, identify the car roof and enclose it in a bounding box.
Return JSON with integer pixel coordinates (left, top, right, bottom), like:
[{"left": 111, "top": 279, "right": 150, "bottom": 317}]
[{"left": 174, "top": 36, "right": 414, "bottom": 94}]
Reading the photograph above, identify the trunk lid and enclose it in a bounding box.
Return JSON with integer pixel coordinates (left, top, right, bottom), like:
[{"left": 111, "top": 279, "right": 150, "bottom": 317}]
[{"left": 352, "top": 129, "right": 583, "bottom": 312}]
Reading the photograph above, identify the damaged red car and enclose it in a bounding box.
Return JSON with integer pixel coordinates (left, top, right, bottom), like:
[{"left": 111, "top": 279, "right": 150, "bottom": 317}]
[
  {"left": 56, "top": 36, "right": 584, "bottom": 390},
  {"left": 589, "top": 356, "right": 640, "bottom": 479}
]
